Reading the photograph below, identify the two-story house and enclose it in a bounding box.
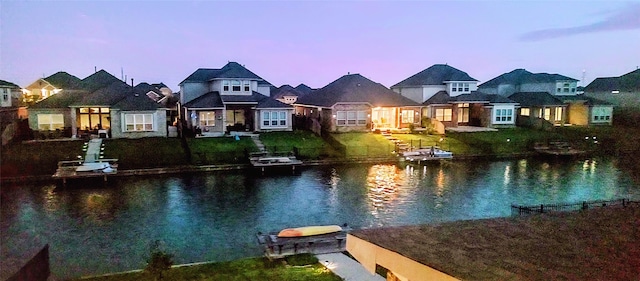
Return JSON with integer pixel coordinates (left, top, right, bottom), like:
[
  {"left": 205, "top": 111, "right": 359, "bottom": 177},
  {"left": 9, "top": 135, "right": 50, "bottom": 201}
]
[
  {"left": 294, "top": 73, "right": 421, "bottom": 133},
  {"left": 271, "top": 85, "right": 305, "bottom": 105},
  {"left": 0, "top": 80, "right": 27, "bottom": 139},
  {"left": 479, "top": 69, "right": 612, "bottom": 126},
  {"left": 584, "top": 69, "right": 640, "bottom": 110},
  {"left": 179, "top": 62, "right": 293, "bottom": 135},
  {"left": 391, "top": 64, "right": 517, "bottom": 130}
]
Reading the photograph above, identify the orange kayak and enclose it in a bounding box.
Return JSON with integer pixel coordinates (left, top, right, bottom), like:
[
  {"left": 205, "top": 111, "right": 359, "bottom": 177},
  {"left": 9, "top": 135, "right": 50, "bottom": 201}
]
[{"left": 277, "top": 225, "right": 343, "bottom": 237}]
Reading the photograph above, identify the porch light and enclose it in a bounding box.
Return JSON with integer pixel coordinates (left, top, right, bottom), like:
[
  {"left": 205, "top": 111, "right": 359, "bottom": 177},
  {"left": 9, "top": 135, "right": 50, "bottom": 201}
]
[{"left": 332, "top": 115, "right": 336, "bottom": 118}]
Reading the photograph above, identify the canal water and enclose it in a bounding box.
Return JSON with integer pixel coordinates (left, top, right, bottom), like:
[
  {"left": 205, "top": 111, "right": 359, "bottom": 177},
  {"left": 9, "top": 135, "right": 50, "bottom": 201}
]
[{"left": 2, "top": 156, "right": 639, "bottom": 279}]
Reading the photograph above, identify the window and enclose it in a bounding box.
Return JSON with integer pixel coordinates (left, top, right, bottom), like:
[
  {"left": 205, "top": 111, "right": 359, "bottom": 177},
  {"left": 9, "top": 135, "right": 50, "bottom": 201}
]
[
  {"left": 37, "top": 114, "right": 64, "bottom": 130},
  {"left": 554, "top": 107, "right": 563, "bottom": 121},
  {"left": 401, "top": 110, "right": 415, "bottom": 123},
  {"left": 199, "top": 112, "right": 216, "bottom": 126},
  {"left": 223, "top": 81, "right": 230, "bottom": 92},
  {"left": 336, "top": 110, "right": 367, "bottom": 126},
  {"left": 124, "top": 113, "right": 154, "bottom": 132},
  {"left": 435, "top": 108, "right": 452, "bottom": 122},
  {"left": 3, "top": 93, "right": 8, "bottom": 102},
  {"left": 262, "top": 110, "right": 288, "bottom": 127},
  {"left": 450, "top": 83, "right": 470, "bottom": 93},
  {"left": 543, "top": 108, "right": 551, "bottom": 120},
  {"left": 494, "top": 108, "right": 513, "bottom": 123},
  {"left": 521, "top": 108, "right": 530, "bottom": 116},
  {"left": 232, "top": 80, "right": 241, "bottom": 91},
  {"left": 592, "top": 107, "right": 612, "bottom": 123},
  {"left": 458, "top": 103, "right": 469, "bottom": 123},
  {"left": 243, "top": 81, "right": 250, "bottom": 92}
]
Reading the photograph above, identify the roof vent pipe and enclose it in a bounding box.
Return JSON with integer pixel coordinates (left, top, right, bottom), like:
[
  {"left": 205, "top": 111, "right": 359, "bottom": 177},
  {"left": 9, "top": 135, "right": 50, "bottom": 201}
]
[{"left": 131, "top": 78, "right": 134, "bottom": 87}]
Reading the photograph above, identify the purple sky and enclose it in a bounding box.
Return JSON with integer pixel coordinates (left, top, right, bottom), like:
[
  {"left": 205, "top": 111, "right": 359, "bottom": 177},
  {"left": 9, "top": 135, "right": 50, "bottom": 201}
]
[{"left": 2, "top": 1, "right": 639, "bottom": 91}]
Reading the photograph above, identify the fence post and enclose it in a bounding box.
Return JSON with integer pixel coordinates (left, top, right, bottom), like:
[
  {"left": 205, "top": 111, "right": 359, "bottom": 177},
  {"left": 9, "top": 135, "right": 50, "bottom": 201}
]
[
  {"left": 582, "top": 201, "right": 588, "bottom": 210},
  {"left": 623, "top": 198, "right": 626, "bottom": 207},
  {"left": 540, "top": 204, "right": 544, "bottom": 213}
]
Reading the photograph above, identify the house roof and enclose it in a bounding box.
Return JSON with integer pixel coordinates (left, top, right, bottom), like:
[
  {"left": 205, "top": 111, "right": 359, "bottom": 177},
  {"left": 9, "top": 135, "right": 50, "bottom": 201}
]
[
  {"left": 271, "top": 84, "right": 304, "bottom": 99},
  {"left": 183, "top": 91, "right": 224, "bottom": 108},
  {"left": 350, "top": 206, "right": 640, "bottom": 280},
  {"left": 508, "top": 92, "right": 566, "bottom": 107},
  {"left": 44, "top": 71, "right": 82, "bottom": 89},
  {"left": 295, "top": 84, "right": 314, "bottom": 95},
  {"left": 296, "top": 73, "right": 421, "bottom": 108},
  {"left": 135, "top": 83, "right": 163, "bottom": 99},
  {"left": 112, "top": 86, "right": 163, "bottom": 111},
  {"left": 28, "top": 90, "right": 87, "bottom": 109},
  {"left": 80, "top": 70, "right": 124, "bottom": 93},
  {"left": 480, "top": 69, "right": 579, "bottom": 88},
  {"left": 256, "top": 97, "right": 292, "bottom": 109},
  {"left": 391, "top": 64, "right": 478, "bottom": 88},
  {"left": 423, "top": 91, "right": 450, "bottom": 105},
  {"left": 0, "top": 80, "right": 20, "bottom": 88},
  {"left": 561, "top": 94, "right": 612, "bottom": 106},
  {"left": 180, "top": 62, "right": 271, "bottom": 86},
  {"left": 423, "top": 91, "right": 515, "bottom": 105},
  {"left": 71, "top": 80, "right": 130, "bottom": 107},
  {"left": 151, "top": 83, "right": 168, "bottom": 89},
  {"left": 584, "top": 69, "right": 640, "bottom": 92}
]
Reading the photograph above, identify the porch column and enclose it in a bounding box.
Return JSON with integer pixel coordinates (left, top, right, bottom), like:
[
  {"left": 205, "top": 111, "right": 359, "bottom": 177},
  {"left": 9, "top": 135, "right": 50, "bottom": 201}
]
[{"left": 70, "top": 108, "right": 78, "bottom": 138}]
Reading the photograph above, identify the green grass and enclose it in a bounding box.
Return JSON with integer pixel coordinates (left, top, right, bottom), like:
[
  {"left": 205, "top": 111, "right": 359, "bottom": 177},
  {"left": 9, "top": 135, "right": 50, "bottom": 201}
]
[
  {"left": 0, "top": 140, "right": 85, "bottom": 176},
  {"left": 73, "top": 256, "right": 342, "bottom": 281},
  {"left": 188, "top": 136, "right": 258, "bottom": 164},
  {"left": 260, "top": 131, "right": 341, "bottom": 159},
  {"left": 330, "top": 132, "right": 396, "bottom": 158},
  {"left": 104, "top": 138, "right": 189, "bottom": 170}
]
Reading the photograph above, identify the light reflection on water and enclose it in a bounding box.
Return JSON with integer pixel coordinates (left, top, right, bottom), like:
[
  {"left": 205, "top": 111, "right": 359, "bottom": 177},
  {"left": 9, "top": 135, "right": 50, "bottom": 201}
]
[{"left": 1, "top": 157, "right": 639, "bottom": 279}]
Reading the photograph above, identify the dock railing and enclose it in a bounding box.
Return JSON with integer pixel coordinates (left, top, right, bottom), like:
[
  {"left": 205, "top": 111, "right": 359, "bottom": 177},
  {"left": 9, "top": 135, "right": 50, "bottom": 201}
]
[{"left": 511, "top": 198, "right": 639, "bottom": 216}]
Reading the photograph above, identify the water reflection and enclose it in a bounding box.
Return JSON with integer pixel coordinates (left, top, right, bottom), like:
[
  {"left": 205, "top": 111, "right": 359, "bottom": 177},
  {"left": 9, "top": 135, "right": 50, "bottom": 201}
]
[{"left": 366, "top": 165, "right": 404, "bottom": 212}]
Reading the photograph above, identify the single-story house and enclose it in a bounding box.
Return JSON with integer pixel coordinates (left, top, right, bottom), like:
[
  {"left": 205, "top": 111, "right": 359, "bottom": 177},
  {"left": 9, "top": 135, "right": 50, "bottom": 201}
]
[
  {"left": 508, "top": 92, "right": 567, "bottom": 127},
  {"left": 423, "top": 91, "right": 517, "bottom": 131},
  {"left": 294, "top": 73, "right": 422, "bottom": 133}
]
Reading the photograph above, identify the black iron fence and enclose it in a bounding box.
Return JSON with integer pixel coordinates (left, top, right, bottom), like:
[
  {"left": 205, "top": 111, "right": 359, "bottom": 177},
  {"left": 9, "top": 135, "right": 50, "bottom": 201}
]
[{"left": 511, "top": 198, "right": 639, "bottom": 216}]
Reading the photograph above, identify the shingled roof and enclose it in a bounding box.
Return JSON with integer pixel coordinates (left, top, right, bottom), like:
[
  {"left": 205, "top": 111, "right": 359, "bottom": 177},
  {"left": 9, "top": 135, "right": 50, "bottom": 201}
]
[
  {"left": 350, "top": 206, "right": 640, "bottom": 280},
  {"left": 72, "top": 80, "right": 130, "bottom": 107},
  {"left": 183, "top": 92, "right": 224, "bottom": 108},
  {"left": 391, "top": 64, "right": 478, "bottom": 88},
  {"left": 179, "top": 62, "right": 270, "bottom": 85},
  {"left": 80, "top": 70, "right": 124, "bottom": 93},
  {"left": 271, "top": 84, "right": 304, "bottom": 99},
  {"left": 297, "top": 74, "right": 420, "bottom": 108},
  {"left": 295, "top": 84, "right": 314, "bottom": 95},
  {"left": 0, "top": 80, "right": 20, "bottom": 88},
  {"left": 423, "top": 91, "right": 515, "bottom": 105},
  {"left": 508, "top": 92, "right": 566, "bottom": 107},
  {"left": 44, "top": 71, "right": 82, "bottom": 89},
  {"left": 584, "top": 69, "right": 640, "bottom": 92},
  {"left": 480, "top": 69, "right": 578, "bottom": 88}
]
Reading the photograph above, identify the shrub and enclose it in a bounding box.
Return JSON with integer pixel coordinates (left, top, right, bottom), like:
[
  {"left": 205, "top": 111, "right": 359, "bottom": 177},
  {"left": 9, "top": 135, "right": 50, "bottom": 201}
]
[{"left": 144, "top": 240, "right": 174, "bottom": 281}]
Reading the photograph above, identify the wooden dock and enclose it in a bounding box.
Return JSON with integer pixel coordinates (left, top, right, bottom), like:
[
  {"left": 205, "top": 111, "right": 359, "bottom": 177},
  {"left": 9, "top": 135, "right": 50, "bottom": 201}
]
[
  {"left": 249, "top": 152, "right": 302, "bottom": 173},
  {"left": 52, "top": 159, "right": 118, "bottom": 184},
  {"left": 256, "top": 227, "right": 350, "bottom": 260}
]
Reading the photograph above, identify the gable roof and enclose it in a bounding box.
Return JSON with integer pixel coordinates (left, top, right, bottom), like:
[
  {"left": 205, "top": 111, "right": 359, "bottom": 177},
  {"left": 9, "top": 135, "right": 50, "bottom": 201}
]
[
  {"left": 350, "top": 206, "right": 640, "bottom": 280},
  {"left": 80, "top": 70, "right": 124, "bottom": 92},
  {"left": 480, "top": 69, "right": 578, "bottom": 88},
  {"left": 295, "top": 84, "right": 314, "bottom": 95},
  {"left": 271, "top": 84, "right": 304, "bottom": 99},
  {"left": 296, "top": 73, "right": 421, "bottom": 108},
  {"left": 179, "top": 62, "right": 270, "bottom": 85},
  {"left": 391, "top": 64, "right": 478, "bottom": 88},
  {"left": 28, "top": 90, "right": 87, "bottom": 109},
  {"left": 183, "top": 91, "right": 224, "bottom": 108},
  {"left": 584, "top": 69, "right": 640, "bottom": 92},
  {"left": 423, "top": 91, "right": 450, "bottom": 105},
  {"left": 0, "top": 80, "right": 20, "bottom": 88},
  {"left": 113, "top": 86, "right": 162, "bottom": 111},
  {"left": 508, "top": 92, "right": 566, "bottom": 107},
  {"left": 44, "top": 71, "right": 82, "bottom": 89},
  {"left": 561, "top": 94, "right": 612, "bottom": 106},
  {"left": 134, "top": 82, "right": 163, "bottom": 101},
  {"left": 72, "top": 80, "right": 130, "bottom": 107}
]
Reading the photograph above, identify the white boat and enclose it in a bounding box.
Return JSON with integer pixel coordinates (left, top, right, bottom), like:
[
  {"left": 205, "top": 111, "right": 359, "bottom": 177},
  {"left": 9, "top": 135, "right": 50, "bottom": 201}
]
[{"left": 401, "top": 147, "right": 453, "bottom": 161}]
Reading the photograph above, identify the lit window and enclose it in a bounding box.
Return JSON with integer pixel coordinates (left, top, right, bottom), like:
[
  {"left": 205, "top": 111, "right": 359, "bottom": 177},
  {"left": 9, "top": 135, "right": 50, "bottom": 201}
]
[
  {"left": 521, "top": 108, "right": 530, "bottom": 116},
  {"left": 357, "top": 111, "right": 367, "bottom": 125},
  {"left": 124, "top": 113, "right": 154, "bottom": 132},
  {"left": 336, "top": 111, "right": 367, "bottom": 126},
  {"left": 199, "top": 112, "right": 216, "bottom": 126},
  {"left": 401, "top": 110, "right": 415, "bottom": 123},
  {"left": 544, "top": 108, "right": 551, "bottom": 120},
  {"left": 37, "top": 114, "right": 64, "bottom": 130},
  {"left": 347, "top": 111, "right": 357, "bottom": 125},
  {"left": 435, "top": 108, "right": 452, "bottom": 122},
  {"left": 554, "top": 107, "right": 563, "bottom": 121},
  {"left": 336, "top": 111, "right": 346, "bottom": 125},
  {"left": 458, "top": 103, "right": 469, "bottom": 123}
]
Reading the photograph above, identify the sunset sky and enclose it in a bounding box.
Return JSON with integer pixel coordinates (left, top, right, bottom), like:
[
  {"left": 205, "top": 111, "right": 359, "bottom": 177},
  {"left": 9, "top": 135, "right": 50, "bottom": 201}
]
[{"left": 2, "top": 1, "right": 639, "bottom": 91}]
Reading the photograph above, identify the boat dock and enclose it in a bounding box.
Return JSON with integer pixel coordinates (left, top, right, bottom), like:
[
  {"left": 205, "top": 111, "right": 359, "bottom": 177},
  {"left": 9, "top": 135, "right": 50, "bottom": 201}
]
[
  {"left": 52, "top": 138, "right": 118, "bottom": 184},
  {"left": 249, "top": 152, "right": 303, "bottom": 173},
  {"left": 256, "top": 227, "right": 350, "bottom": 260}
]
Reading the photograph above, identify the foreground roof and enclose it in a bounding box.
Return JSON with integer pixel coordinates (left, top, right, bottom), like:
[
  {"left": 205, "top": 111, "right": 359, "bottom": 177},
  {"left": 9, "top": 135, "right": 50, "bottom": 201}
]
[
  {"left": 184, "top": 91, "right": 291, "bottom": 109},
  {"left": 480, "top": 69, "right": 578, "bottom": 88},
  {"left": 585, "top": 69, "right": 640, "bottom": 92},
  {"left": 350, "top": 206, "right": 640, "bottom": 280},
  {"left": 391, "top": 64, "right": 478, "bottom": 88},
  {"left": 297, "top": 73, "right": 420, "bottom": 107}
]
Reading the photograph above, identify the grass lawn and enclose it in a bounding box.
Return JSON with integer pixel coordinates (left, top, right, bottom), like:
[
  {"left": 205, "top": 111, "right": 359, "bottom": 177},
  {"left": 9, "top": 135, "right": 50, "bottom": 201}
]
[
  {"left": 330, "top": 132, "right": 397, "bottom": 158},
  {"left": 259, "top": 131, "right": 342, "bottom": 159},
  {"left": 0, "top": 140, "right": 85, "bottom": 176},
  {"left": 187, "top": 136, "right": 258, "bottom": 165},
  {"left": 74, "top": 255, "right": 342, "bottom": 281},
  {"left": 104, "top": 138, "right": 189, "bottom": 170}
]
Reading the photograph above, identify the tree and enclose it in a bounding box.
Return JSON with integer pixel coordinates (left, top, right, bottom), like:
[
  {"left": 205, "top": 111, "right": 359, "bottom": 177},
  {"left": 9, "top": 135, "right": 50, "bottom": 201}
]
[{"left": 144, "top": 240, "right": 174, "bottom": 281}]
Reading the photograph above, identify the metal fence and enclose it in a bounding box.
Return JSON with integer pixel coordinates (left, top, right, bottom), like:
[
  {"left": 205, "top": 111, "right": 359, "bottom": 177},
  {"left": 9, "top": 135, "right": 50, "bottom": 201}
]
[{"left": 511, "top": 198, "right": 638, "bottom": 216}]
